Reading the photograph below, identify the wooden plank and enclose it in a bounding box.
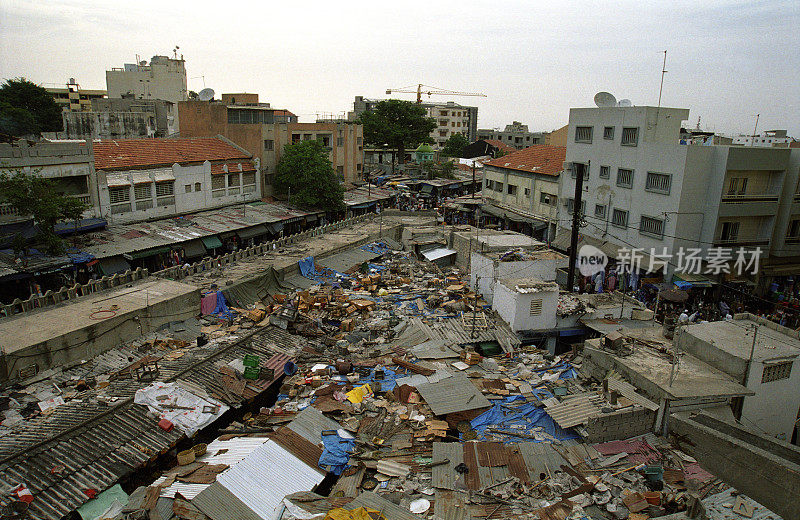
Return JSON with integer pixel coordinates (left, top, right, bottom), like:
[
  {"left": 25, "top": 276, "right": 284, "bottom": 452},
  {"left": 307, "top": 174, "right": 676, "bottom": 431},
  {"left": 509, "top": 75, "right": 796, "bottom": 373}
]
[
  {"left": 462, "top": 442, "right": 481, "bottom": 490},
  {"left": 392, "top": 357, "right": 435, "bottom": 376}
]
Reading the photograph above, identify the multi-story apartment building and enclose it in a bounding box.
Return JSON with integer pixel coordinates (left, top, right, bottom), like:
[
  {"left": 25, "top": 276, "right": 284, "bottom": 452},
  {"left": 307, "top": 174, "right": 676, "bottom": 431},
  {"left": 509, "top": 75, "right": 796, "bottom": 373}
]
[
  {"left": 557, "top": 104, "right": 800, "bottom": 288},
  {"left": 733, "top": 129, "right": 795, "bottom": 147},
  {"left": 477, "top": 121, "right": 545, "bottom": 149},
  {"left": 481, "top": 145, "right": 566, "bottom": 241},
  {"left": 179, "top": 95, "right": 363, "bottom": 195},
  {"left": 106, "top": 55, "right": 187, "bottom": 131},
  {"left": 60, "top": 98, "right": 176, "bottom": 139},
  {"left": 93, "top": 137, "right": 258, "bottom": 224},
  {"left": 350, "top": 96, "right": 478, "bottom": 148},
  {"left": 45, "top": 79, "right": 107, "bottom": 112}
]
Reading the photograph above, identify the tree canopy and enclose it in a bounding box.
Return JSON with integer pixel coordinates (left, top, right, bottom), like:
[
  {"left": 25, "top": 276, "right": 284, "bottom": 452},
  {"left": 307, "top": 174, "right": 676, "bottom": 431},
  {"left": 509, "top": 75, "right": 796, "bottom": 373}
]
[
  {"left": 274, "top": 140, "right": 345, "bottom": 212},
  {"left": 358, "top": 100, "right": 437, "bottom": 164},
  {"left": 422, "top": 160, "right": 457, "bottom": 180},
  {"left": 0, "top": 78, "right": 62, "bottom": 136},
  {"left": 0, "top": 169, "right": 88, "bottom": 255},
  {"left": 441, "top": 133, "right": 470, "bottom": 158}
]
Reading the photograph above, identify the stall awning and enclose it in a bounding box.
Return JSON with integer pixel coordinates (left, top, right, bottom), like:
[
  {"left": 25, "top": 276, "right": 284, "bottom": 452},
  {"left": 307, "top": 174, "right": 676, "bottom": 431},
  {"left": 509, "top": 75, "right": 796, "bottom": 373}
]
[
  {"left": 672, "top": 271, "right": 714, "bottom": 288},
  {"left": 153, "top": 169, "right": 176, "bottom": 182},
  {"left": 237, "top": 225, "right": 268, "bottom": 240},
  {"left": 106, "top": 174, "right": 130, "bottom": 187},
  {"left": 201, "top": 235, "right": 223, "bottom": 250},
  {"left": 97, "top": 256, "right": 131, "bottom": 275},
  {"left": 551, "top": 229, "right": 664, "bottom": 272},
  {"left": 131, "top": 172, "right": 152, "bottom": 184},
  {"left": 123, "top": 246, "right": 170, "bottom": 261},
  {"left": 181, "top": 239, "right": 207, "bottom": 258},
  {"left": 54, "top": 218, "right": 107, "bottom": 236},
  {"left": 267, "top": 222, "right": 284, "bottom": 234}
]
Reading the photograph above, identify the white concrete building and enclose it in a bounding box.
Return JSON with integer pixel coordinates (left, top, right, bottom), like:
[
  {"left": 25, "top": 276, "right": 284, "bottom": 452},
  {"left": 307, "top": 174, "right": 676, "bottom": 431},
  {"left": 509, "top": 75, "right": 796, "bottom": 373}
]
[
  {"left": 493, "top": 278, "right": 559, "bottom": 332},
  {"left": 471, "top": 248, "right": 567, "bottom": 305},
  {"left": 106, "top": 55, "right": 187, "bottom": 133},
  {"left": 675, "top": 315, "right": 800, "bottom": 444},
  {"left": 733, "top": 130, "right": 795, "bottom": 147},
  {"left": 93, "top": 137, "right": 258, "bottom": 224}
]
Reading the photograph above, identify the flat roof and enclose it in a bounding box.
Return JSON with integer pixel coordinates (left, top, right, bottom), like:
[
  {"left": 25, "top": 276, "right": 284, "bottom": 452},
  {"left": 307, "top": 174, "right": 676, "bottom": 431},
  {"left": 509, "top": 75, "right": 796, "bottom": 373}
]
[
  {"left": 498, "top": 277, "right": 559, "bottom": 293},
  {"left": 683, "top": 318, "right": 800, "bottom": 362}
]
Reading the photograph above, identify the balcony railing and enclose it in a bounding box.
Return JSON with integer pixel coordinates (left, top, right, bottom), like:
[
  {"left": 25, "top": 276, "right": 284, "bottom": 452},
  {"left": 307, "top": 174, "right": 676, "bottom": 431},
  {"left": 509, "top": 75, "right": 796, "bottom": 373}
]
[
  {"left": 713, "top": 238, "right": 770, "bottom": 247},
  {"left": 69, "top": 194, "right": 91, "bottom": 204},
  {"left": 721, "top": 192, "right": 780, "bottom": 202}
]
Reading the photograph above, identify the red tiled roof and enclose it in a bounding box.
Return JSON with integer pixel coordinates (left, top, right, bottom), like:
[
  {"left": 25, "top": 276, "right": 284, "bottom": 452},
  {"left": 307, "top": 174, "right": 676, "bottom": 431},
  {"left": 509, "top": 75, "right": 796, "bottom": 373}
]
[
  {"left": 483, "top": 144, "right": 566, "bottom": 176},
  {"left": 211, "top": 161, "right": 257, "bottom": 175},
  {"left": 483, "top": 139, "right": 517, "bottom": 154},
  {"left": 94, "top": 137, "right": 251, "bottom": 171}
]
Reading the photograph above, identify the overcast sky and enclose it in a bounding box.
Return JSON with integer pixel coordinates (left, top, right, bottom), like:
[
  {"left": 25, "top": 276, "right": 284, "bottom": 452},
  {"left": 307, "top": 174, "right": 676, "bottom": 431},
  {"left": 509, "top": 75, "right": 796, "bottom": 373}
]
[{"left": 2, "top": 0, "right": 798, "bottom": 136}]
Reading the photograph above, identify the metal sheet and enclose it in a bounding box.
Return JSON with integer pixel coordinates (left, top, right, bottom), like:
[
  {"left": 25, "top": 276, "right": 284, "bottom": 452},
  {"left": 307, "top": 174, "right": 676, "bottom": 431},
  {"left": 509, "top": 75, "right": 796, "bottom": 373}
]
[
  {"left": 285, "top": 406, "right": 341, "bottom": 444},
  {"left": 544, "top": 393, "right": 601, "bottom": 428},
  {"left": 415, "top": 372, "right": 491, "bottom": 416},
  {"left": 346, "top": 491, "right": 419, "bottom": 520}
]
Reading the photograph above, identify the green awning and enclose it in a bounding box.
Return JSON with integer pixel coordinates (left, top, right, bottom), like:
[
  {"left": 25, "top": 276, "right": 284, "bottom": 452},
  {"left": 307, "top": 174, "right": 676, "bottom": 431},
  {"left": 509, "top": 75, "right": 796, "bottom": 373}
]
[
  {"left": 124, "top": 246, "right": 170, "bottom": 260},
  {"left": 672, "top": 271, "right": 714, "bottom": 288},
  {"left": 181, "top": 239, "right": 207, "bottom": 258},
  {"left": 97, "top": 256, "right": 131, "bottom": 275},
  {"left": 201, "top": 235, "right": 223, "bottom": 250}
]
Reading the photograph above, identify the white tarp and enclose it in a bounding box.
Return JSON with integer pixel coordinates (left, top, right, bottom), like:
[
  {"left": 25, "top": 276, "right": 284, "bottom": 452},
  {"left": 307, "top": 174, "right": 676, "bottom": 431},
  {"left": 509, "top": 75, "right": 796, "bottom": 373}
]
[{"left": 134, "top": 381, "right": 229, "bottom": 437}]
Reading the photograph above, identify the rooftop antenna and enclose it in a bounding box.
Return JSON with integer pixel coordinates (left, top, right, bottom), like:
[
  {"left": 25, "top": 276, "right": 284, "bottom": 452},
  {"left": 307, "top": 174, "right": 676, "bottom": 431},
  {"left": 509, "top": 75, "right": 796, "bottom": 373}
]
[
  {"left": 657, "top": 50, "right": 668, "bottom": 108},
  {"left": 198, "top": 88, "right": 215, "bottom": 101},
  {"left": 173, "top": 45, "right": 180, "bottom": 59},
  {"left": 751, "top": 114, "right": 760, "bottom": 146},
  {"left": 594, "top": 92, "right": 617, "bottom": 108}
]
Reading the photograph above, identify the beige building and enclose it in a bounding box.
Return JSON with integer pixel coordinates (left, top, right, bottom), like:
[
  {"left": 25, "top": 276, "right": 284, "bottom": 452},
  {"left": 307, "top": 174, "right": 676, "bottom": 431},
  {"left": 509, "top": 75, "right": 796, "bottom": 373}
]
[
  {"left": 545, "top": 124, "right": 569, "bottom": 147},
  {"left": 477, "top": 121, "right": 545, "bottom": 149},
  {"left": 45, "top": 79, "right": 106, "bottom": 112},
  {"left": 106, "top": 55, "right": 187, "bottom": 131},
  {"left": 179, "top": 96, "right": 364, "bottom": 196}
]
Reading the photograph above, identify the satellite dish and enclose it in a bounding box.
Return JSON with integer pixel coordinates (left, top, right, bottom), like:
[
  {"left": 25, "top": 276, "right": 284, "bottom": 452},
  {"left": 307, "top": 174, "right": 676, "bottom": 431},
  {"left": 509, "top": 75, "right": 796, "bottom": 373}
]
[
  {"left": 198, "top": 88, "right": 215, "bottom": 101},
  {"left": 594, "top": 92, "right": 617, "bottom": 108},
  {"left": 618, "top": 99, "right": 632, "bottom": 107}
]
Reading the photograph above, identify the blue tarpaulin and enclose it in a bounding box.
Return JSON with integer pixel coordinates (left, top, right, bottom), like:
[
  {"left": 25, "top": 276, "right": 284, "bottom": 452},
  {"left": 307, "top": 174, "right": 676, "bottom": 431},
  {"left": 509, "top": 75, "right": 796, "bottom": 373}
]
[
  {"left": 361, "top": 241, "right": 391, "bottom": 256},
  {"left": 212, "top": 291, "right": 236, "bottom": 319},
  {"left": 468, "top": 395, "right": 580, "bottom": 443},
  {"left": 299, "top": 256, "right": 347, "bottom": 283},
  {"left": 535, "top": 362, "right": 578, "bottom": 380},
  {"left": 319, "top": 432, "right": 355, "bottom": 475}
]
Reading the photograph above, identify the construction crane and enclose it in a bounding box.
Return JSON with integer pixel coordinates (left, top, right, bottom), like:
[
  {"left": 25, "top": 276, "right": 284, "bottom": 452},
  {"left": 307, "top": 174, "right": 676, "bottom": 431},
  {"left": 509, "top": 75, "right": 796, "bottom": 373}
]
[{"left": 385, "top": 84, "right": 487, "bottom": 104}]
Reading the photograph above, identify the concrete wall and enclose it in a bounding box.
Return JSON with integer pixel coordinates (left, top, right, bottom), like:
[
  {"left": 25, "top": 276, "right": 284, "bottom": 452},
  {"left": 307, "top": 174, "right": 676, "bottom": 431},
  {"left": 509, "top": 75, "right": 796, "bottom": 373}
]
[
  {"left": 470, "top": 252, "right": 496, "bottom": 303},
  {"left": 741, "top": 354, "right": 800, "bottom": 442},
  {"left": 492, "top": 281, "right": 557, "bottom": 332},
  {"left": 670, "top": 411, "right": 800, "bottom": 520},
  {"left": 482, "top": 166, "right": 560, "bottom": 223},
  {"left": 584, "top": 407, "right": 656, "bottom": 443},
  {"left": 673, "top": 326, "right": 748, "bottom": 382}
]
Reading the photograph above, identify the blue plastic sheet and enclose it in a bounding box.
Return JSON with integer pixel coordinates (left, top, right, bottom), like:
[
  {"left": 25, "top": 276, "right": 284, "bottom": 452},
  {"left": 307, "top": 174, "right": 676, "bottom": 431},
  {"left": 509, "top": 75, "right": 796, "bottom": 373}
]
[
  {"left": 336, "top": 367, "right": 400, "bottom": 392},
  {"left": 361, "top": 241, "right": 391, "bottom": 255},
  {"left": 535, "top": 362, "right": 577, "bottom": 380},
  {"left": 299, "top": 256, "right": 347, "bottom": 283},
  {"left": 467, "top": 395, "right": 579, "bottom": 443},
  {"left": 212, "top": 291, "right": 236, "bottom": 319},
  {"left": 319, "top": 432, "right": 355, "bottom": 475}
]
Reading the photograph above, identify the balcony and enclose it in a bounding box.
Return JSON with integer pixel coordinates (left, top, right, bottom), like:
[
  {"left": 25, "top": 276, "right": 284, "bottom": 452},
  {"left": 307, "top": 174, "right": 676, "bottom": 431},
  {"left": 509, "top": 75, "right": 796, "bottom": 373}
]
[
  {"left": 713, "top": 238, "right": 770, "bottom": 248},
  {"left": 718, "top": 191, "right": 780, "bottom": 217},
  {"left": 69, "top": 194, "right": 91, "bottom": 205},
  {"left": 720, "top": 191, "right": 779, "bottom": 203}
]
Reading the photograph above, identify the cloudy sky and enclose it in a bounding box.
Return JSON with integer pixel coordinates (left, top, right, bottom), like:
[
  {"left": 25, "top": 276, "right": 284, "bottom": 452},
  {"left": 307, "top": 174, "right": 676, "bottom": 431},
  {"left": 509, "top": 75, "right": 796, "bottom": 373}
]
[{"left": 2, "top": 0, "right": 798, "bottom": 136}]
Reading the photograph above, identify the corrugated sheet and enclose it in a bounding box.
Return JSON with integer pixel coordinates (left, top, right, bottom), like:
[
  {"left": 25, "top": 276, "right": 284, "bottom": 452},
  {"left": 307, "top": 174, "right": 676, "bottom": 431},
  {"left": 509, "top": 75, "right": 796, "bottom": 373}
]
[
  {"left": 346, "top": 491, "right": 419, "bottom": 520},
  {"left": 316, "top": 248, "right": 383, "bottom": 273},
  {"left": 435, "top": 489, "right": 472, "bottom": 520},
  {"left": 193, "top": 439, "right": 324, "bottom": 520},
  {"left": 432, "top": 442, "right": 464, "bottom": 490},
  {"left": 415, "top": 372, "right": 491, "bottom": 415},
  {"left": 191, "top": 482, "right": 263, "bottom": 520},
  {"left": 286, "top": 406, "right": 341, "bottom": 444},
  {"left": 544, "top": 393, "right": 601, "bottom": 428},
  {"left": 606, "top": 378, "right": 659, "bottom": 411}
]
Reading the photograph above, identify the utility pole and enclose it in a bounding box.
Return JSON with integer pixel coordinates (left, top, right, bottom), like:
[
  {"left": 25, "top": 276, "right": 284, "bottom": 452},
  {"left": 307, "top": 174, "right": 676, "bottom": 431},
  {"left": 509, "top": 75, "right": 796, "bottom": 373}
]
[
  {"left": 471, "top": 161, "right": 476, "bottom": 196},
  {"left": 751, "top": 114, "right": 760, "bottom": 146},
  {"left": 472, "top": 275, "right": 479, "bottom": 339},
  {"left": 743, "top": 324, "right": 758, "bottom": 387},
  {"left": 566, "top": 161, "right": 588, "bottom": 293}
]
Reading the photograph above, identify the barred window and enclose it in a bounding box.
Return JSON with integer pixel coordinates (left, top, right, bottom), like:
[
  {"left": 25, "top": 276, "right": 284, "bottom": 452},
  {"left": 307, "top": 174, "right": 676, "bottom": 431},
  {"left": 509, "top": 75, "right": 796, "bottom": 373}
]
[
  {"left": 762, "top": 361, "right": 792, "bottom": 383},
  {"left": 566, "top": 198, "right": 586, "bottom": 214},
  {"left": 617, "top": 168, "right": 634, "bottom": 188},
  {"left": 599, "top": 166, "right": 610, "bottom": 179},
  {"left": 134, "top": 184, "right": 152, "bottom": 200},
  {"left": 612, "top": 208, "right": 628, "bottom": 228},
  {"left": 155, "top": 182, "right": 174, "bottom": 197},
  {"left": 264, "top": 139, "right": 274, "bottom": 151},
  {"left": 109, "top": 186, "right": 130, "bottom": 204},
  {"left": 575, "top": 126, "right": 593, "bottom": 143},
  {"left": 595, "top": 204, "right": 606, "bottom": 218},
  {"left": 646, "top": 172, "right": 671, "bottom": 194},
  {"left": 212, "top": 175, "right": 225, "bottom": 190},
  {"left": 639, "top": 215, "right": 664, "bottom": 238},
  {"left": 603, "top": 126, "right": 614, "bottom": 140},
  {"left": 242, "top": 172, "right": 256, "bottom": 185},
  {"left": 621, "top": 127, "right": 639, "bottom": 146}
]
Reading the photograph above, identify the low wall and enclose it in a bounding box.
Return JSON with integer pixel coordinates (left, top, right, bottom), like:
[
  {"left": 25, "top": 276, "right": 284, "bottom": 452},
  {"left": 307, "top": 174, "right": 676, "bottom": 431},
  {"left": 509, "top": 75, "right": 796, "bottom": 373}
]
[{"left": 584, "top": 407, "right": 657, "bottom": 443}]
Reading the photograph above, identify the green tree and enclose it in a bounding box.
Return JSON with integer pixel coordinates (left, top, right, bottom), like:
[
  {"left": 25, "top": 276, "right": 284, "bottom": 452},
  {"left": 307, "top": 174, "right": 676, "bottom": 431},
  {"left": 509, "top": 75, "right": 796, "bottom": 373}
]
[
  {"left": 358, "top": 100, "right": 437, "bottom": 164},
  {"left": 0, "top": 78, "right": 63, "bottom": 136},
  {"left": 274, "top": 140, "right": 345, "bottom": 212},
  {"left": 422, "top": 160, "right": 457, "bottom": 180},
  {"left": 493, "top": 147, "right": 509, "bottom": 159},
  {"left": 441, "top": 133, "right": 470, "bottom": 158},
  {"left": 0, "top": 169, "right": 87, "bottom": 255}
]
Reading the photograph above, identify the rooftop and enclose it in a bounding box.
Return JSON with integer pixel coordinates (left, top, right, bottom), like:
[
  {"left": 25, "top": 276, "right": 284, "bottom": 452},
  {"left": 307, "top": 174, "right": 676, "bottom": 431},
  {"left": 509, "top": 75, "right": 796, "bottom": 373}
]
[
  {"left": 483, "top": 144, "right": 566, "bottom": 176},
  {"left": 499, "top": 277, "right": 559, "bottom": 293},
  {"left": 481, "top": 139, "right": 517, "bottom": 154},
  {"left": 683, "top": 315, "right": 800, "bottom": 362},
  {"left": 94, "top": 137, "right": 251, "bottom": 171}
]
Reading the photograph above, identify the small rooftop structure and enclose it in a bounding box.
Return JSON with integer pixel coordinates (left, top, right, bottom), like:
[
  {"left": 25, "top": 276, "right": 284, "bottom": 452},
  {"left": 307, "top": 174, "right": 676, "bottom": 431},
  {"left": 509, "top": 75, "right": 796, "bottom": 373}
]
[{"left": 498, "top": 277, "right": 559, "bottom": 294}]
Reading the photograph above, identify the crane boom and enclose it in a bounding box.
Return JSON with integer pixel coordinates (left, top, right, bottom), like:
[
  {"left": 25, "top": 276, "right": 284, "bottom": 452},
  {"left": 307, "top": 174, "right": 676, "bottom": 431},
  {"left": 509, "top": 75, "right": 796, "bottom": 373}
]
[{"left": 385, "top": 83, "right": 487, "bottom": 103}]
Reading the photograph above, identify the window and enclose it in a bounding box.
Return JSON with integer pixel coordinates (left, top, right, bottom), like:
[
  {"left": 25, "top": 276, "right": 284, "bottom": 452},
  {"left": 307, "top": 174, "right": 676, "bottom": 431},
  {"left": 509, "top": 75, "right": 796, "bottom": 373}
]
[
  {"left": 612, "top": 208, "right": 628, "bottom": 228},
  {"left": 787, "top": 219, "right": 800, "bottom": 243},
  {"left": 595, "top": 204, "right": 606, "bottom": 218},
  {"left": 507, "top": 184, "right": 517, "bottom": 196},
  {"left": 227, "top": 173, "right": 240, "bottom": 186},
  {"left": 494, "top": 182, "right": 503, "bottom": 192},
  {"left": 337, "top": 137, "right": 344, "bottom": 147},
  {"left": 599, "top": 166, "right": 610, "bottom": 179},
  {"left": 728, "top": 177, "right": 748, "bottom": 195},
  {"left": 603, "top": 126, "right": 615, "bottom": 140},
  {"left": 440, "top": 110, "right": 448, "bottom": 116},
  {"left": 155, "top": 182, "right": 174, "bottom": 197},
  {"left": 109, "top": 186, "right": 130, "bottom": 204},
  {"left": 524, "top": 188, "right": 531, "bottom": 197},
  {"left": 720, "top": 221, "right": 739, "bottom": 242},
  {"left": 303, "top": 133, "right": 312, "bottom": 141},
  {"left": 530, "top": 299, "right": 543, "bottom": 316},
  {"left": 616, "top": 168, "right": 634, "bottom": 188},
  {"left": 646, "top": 172, "right": 672, "bottom": 194},
  {"left": 134, "top": 184, "right": 152, "bottom": 200},
  {"left": 540, "top": 192, "right": 554, "bottom": 205},
  {"left": 264, "top": 139, "right": 274, "bottom": 151},
  {"left": 566, "top": 198, "right": 585, "bottom": 214},
  {"left": 357, "top": 164, "right": 362, "bottom": 171},
  {"left": 762, "top": 361, "right": 792, "bottom": 383},
  {"left": 242, "top": 172, "right": 256, "bottom": 185},
  {"left": 621, "top": 127, "right": 639, "bottom": 146},
  {"left": 185, "top": 184, "right": 192, "bottom": 193},
  {"left": 212, "top": 175, "right": 225, "bottom": 190},
  {"left": 195, "top": 182, "right": 202, "bottom": 191},
  {"left": 485, "top": 179, "right": 492, "bottom": 189},
  {"left": 575, "top": 126, "right": 593, "bottom": 143},
  {"left": 570, "top": 163, "right": 589, "bottom": 180},
  {"left": 639, "top": 215, "right": 665, "bottom": 238}
]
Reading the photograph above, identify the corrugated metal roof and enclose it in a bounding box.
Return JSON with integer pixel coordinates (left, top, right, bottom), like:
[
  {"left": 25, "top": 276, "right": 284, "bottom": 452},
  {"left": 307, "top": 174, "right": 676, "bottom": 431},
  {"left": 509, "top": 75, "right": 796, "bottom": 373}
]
[
  {"left": 192, "top": 439, "right": 325, "bottom": 520},
  {"left": 415, "top": 372, "right": 491, "bottom": 416},
  {"left": 606, "top": 377, "right": 660, "bottom": 411},
  {"left": 315, "top": 247, "right": 383, "bottom": 273},
  {"left": 544, "top": 393, "right": 601, "bottom": 429},
  {"left": 286, "top": 406, "right": 341, "bottom": 445},
  {"left": 346, "top": 491, "right": 419, "bottom": 520}
]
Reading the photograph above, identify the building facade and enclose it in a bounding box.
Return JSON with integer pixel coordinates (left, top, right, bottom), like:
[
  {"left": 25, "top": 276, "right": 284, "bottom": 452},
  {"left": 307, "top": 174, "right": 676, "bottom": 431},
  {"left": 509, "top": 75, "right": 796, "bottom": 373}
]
[
  {"left": 350, "top": 96, "right": 478, "bottom": 148},
  {"left": 477, "top": 121, "right": 545, "bottom": 149},
  {"left": 60, "top": 98, "right": 175, "bottom": 139},
  {"left": 179, "top": 96, "right": 363, "bottom": 196},
  {"left": 557, "top": 104, "right": 800, "bottom": 286},
  {"left": 481, "top": 145, "right": 566, "bottom": 240},
  {"left": 45, "top": 79, "right": 107, "bottom": 112},
  {"left": 106, "top": 55, "right": 187, "bottom": 131},
  {"left": 93, "top": 137, "right": 258, "bottom": 224},
  {"left": 733, "top": 130, "right": 795, "bottom": 147}
]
